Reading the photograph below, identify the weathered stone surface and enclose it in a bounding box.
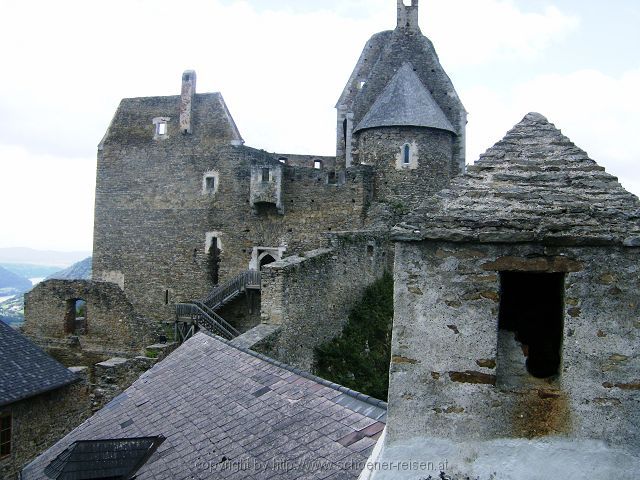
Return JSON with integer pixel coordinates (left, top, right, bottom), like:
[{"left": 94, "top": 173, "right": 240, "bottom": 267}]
[
  {"left": 0, "top": 375, "right": 91, "bottom": 480},
  {"left": 388, "top": 240, "right": 640, "bottom": 465},
  {"left": 394, "top": 113, "right": 640, "bottom": 246},
  {"left": 23, "top": 280, "right": 155, "bottom": 363},
  {"left": 260, "top": 232, "right": 388, "bottom": 370}
]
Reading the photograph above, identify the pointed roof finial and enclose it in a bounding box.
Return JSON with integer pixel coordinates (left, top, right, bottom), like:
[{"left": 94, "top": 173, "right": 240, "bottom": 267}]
[{"left": 397, "top": 0, "right": 420, "bottom": 31}]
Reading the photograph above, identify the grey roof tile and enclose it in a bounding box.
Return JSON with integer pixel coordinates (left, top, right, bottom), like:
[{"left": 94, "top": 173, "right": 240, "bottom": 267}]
[
  {"left": 22, "top": 333, "right": 385, "bottom": 480},
  {"left": 354, "top": 62, "right": 455, "bottom": 134},
  {"left": 0, "top": 320, "right": 78, "bottom": 407}
]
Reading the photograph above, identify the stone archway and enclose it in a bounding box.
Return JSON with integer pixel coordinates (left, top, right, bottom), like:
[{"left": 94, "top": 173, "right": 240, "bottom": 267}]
[{"left": 259, "top": 253, "right": 277, "bottom": 270}]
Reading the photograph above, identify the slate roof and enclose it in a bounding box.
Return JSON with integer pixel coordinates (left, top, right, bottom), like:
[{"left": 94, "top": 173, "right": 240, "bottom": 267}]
[
  {"left": 354, "top": 63, "right": 455, "bottom": 134},
  {"left": 22, "top": 332, "right": 386, "bottom": 480},
  {"left": 393, "top": 112, "right": 640, "bottom": 246},
  {"left": 0, "top": 320, "right": 78, "bottom": 407}
]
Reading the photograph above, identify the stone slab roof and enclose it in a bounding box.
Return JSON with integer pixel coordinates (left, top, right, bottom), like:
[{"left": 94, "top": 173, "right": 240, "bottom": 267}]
[
  {"left": 22, "top": 332, "right": 386, "bottom": 480},
  {"left": 354, "top": 63, "right": 455, "bottom": 134},
  {"left": 0, "top": 320, "right": 78, "bottom": 407},
  {"left": 393, "top": 113, "right": 640, "bottom": 246}
]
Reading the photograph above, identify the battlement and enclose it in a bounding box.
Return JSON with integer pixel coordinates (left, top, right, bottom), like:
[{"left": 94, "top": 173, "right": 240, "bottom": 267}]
[{"left": 397, "top": 0, "right": 420, "bottom": 32}]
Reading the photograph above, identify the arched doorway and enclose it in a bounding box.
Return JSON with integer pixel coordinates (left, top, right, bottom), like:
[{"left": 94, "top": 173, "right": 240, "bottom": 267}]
[{"left": 259, "top": 253, "right": 277, "bottom": 270}]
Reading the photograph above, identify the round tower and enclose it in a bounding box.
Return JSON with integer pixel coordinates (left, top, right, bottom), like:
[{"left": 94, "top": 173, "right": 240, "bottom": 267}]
[{"left": 353, "top": 63, "right": 457, "bottom": 209}]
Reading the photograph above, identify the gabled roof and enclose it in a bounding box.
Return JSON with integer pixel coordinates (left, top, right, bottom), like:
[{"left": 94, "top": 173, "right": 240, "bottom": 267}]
[
  {"left": 23, "top": 332, "right": 386, "bottom": 480},
  {"left": 0, "top": 320, "right": 78, "bottom": 407},
  {"left": 354, "top": 63, "right": 455, "bottom": 134},
  {"left": 100, "top": 92, "right": 244, "bottom": 147},
  {"left": 393, "top": 113, "right": 640, "bottom": 246}
]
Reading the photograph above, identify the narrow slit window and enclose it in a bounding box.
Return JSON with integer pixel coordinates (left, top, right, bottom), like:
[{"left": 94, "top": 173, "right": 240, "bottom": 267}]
[
  {"left": 261, "top": 168, "right": 270, "bottom": 182},
  {"left": 403, "top": 144, "right": 411, "bottom": 165}
]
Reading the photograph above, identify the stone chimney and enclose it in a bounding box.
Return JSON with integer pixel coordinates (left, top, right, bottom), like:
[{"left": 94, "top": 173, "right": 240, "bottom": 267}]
[
  {"left": 179, "top": 70, "right": 197, "bottom": 134},
  {"left": 397, "top": 0, "right": 420, "bottom": 32}
]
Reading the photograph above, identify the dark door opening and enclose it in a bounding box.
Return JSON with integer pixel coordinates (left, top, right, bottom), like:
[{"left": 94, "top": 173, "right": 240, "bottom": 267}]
[
  {"left": 207, "top": 238, "right": 220, "bottom": 285},
  {"left": 259, "top": 254, "right": 276, "bottom": 269},
  {"left": 499, "top": 272, "right": 564, "bottom": 378}
]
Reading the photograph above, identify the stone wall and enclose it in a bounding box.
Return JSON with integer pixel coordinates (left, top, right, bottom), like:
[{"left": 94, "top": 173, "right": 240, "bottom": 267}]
[
  {"left": 23, "top": 280, "right": 155, "bottom": 365},
  {"left": 0, "top": 370, "right": 91, "bottom": 480},
  {"left": 93, "top": 92, "right": 376, "bottom": 329},
  {"left": 91, "top": 356, "right": 157, "bottom": 411},
  {"left": 390, "top": 241, "right": 640, "bottom": 451},
  {"left": 357, "top": 126, "right": 455, "bottom": 210},
  {"left": 260, "top": 232, "right": 389, "bottom": 370}
]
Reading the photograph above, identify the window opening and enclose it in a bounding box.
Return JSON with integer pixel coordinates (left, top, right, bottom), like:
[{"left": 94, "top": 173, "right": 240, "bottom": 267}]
[
  {"left": 343, "top": 118, "right": 348, "bottom": 147},
  {"left": 64, "top": 299, "right": 87, "bottom": 335},
  {"left": 164, "top": 290, "right": 169, "bottom": 305},
  {"left": 498, "top": 272, "right": 564, "bottom": 379},
  {"left": 0, "top": 413, "right": 10, "bottom": 458},
  {"left": 156, "top": 122, "right": 167, "bottom": 136},
  {"left": 205, "top": 176, "right": 215, "bottom": 193},
  {"left": 403, "top": 144, "right": 410, "bottom": 165},
  {"left": 314, "top": 160, "right": 322, "bottom": 170},
  {"left": 261, "top": 167, "right": 270, "bottom": 182}
]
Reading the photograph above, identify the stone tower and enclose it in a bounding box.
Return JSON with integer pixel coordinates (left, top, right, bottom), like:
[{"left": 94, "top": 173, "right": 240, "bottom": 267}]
[{"left": 336, "top": 0, "right": 466, "bottom": 208}]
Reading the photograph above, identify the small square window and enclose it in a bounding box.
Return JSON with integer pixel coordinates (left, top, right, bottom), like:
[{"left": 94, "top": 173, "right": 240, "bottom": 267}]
[
  {"left": 262, "top": 168, "right": 270, "bottom": 182},
  {"left": 314, "top": 160, "right": 322, "bottom": 170},
  {"left": 156, "top": 122, "right": 167, "bottom": 136}
]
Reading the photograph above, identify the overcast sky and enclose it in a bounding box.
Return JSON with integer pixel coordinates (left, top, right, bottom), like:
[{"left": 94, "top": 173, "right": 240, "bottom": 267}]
[{"left": 0, "top": 0, "right": 638, "bottom": 252}]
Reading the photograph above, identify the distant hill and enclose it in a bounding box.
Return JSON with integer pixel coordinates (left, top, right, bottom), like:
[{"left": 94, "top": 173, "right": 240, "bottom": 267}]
[
  {"left": 45, "top": 257, "right": 92, "bottom": 281},
  {"left": 0, "top": 263, "right": 61, "bottom": 279},
  {"left": 0, "top": 248, "right": 91, "bottom": 268},
  {"left": 0, "top": 265, "right": 32, "bottom": 293}
]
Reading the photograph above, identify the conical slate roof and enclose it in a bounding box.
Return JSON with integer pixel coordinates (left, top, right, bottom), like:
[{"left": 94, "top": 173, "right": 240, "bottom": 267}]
[
  {"left": 393, "top": 113, "right": 640, "bottom": 246},
  {"left": 354, "top": 63, "right": 455, "bottom": 134}
]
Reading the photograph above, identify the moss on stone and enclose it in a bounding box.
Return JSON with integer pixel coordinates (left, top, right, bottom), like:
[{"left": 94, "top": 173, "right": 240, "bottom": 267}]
[{"left": 313, "top": 271, "right": 393, "bottom": 401}]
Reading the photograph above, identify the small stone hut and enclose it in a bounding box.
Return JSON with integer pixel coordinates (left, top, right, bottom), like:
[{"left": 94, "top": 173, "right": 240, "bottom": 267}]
[{"left": 380, "top": 113, "right": 640, "bottom": 478}]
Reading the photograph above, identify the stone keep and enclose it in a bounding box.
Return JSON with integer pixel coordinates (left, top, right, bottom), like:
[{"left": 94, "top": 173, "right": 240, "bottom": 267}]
[
  {"left": 86, "top": 0, "right": 464, "bottom": 325},
  {"left": 376, "top": 113, "right": 640, "bottom": 479}
]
